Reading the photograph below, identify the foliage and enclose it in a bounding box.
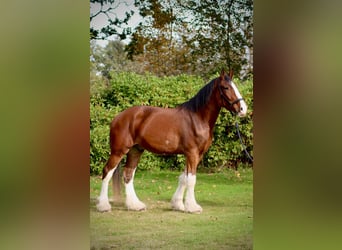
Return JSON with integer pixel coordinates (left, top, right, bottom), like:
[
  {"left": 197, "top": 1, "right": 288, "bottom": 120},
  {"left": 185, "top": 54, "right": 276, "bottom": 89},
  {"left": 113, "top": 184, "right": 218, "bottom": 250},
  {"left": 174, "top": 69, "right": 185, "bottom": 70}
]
[
  {"left": 127, "top": 0, "right": 253, "bottom": 79},
  {"left": 90, "top": 72, "right": 253, "bottom": 175},
  {"left": 90, "top": 0, "right": 134, "bottom": 40},
  {"left": 178, "top": 0, "right": 254, "bottom": 79},
  {"left": 126, "top": 0, "right": 194, "bottom": 76},
  {"left": 90, "top": 40, "right": 147, "bottom": 81},
  {"left": 91, "top": 40, "right": 131, "bottom": 80},
  {"left": 90, "top": 1, "right": 253, "bottom": 79}
]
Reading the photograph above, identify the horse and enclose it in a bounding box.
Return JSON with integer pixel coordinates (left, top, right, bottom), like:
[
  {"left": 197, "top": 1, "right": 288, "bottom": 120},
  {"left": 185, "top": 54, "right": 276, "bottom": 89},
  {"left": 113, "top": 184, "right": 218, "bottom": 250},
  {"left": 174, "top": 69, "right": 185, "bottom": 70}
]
[{"left": 96, "top": 69, "right": 248, "bottom": 213}]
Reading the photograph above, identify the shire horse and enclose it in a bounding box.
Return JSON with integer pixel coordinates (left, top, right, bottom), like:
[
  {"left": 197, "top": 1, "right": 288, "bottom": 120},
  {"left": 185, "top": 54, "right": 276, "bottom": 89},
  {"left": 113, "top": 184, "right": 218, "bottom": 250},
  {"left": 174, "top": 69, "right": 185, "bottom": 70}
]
[{"left": 97, "top": 69, "right": 248, "bottom": 213}]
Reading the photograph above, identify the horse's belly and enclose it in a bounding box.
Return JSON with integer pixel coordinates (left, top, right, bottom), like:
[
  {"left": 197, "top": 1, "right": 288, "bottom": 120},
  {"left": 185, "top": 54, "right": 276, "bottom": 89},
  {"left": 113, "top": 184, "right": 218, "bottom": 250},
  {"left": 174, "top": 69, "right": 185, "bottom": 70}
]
[{"left": 138, "top": 131, "right": 182, "bottom": 154}]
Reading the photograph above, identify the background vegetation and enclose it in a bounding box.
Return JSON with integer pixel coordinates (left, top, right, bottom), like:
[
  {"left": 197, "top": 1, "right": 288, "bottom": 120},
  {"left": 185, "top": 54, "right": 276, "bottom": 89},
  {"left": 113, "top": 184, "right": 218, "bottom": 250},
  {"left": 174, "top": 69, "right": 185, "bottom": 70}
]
[
  {"left": 90, "top": 0, "right": 253, "bottom": 79},
  {"left": 90, "top": 71, "right": 253, "bottom": 175}
]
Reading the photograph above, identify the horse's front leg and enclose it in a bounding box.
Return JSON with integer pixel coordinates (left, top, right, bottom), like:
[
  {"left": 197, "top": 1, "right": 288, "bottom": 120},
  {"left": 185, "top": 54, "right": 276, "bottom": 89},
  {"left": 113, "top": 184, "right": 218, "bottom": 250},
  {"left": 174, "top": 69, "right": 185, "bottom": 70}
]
[
  {"left": 184, "top": 172, "right": 202, "bottom": 213},
  {"left": 171, "top": 172, "right": 187, "bottom": 211},
  {"left": 172, "top": 153, "right": 202, "bottom": 213}
]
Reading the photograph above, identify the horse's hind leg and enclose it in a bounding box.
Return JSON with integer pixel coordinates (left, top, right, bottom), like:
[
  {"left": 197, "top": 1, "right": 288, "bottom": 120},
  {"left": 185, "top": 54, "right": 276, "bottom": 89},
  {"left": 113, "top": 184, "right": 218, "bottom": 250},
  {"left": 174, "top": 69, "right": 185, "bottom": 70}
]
[
  {"left": 112, "top": 165, "right": 121, "bottom": 202},
  {"left": 123, "top": 146, "right": 146, "bottom": 211},
  {"left": 97, "top": 153, "right": 123, "bottom": 212}
]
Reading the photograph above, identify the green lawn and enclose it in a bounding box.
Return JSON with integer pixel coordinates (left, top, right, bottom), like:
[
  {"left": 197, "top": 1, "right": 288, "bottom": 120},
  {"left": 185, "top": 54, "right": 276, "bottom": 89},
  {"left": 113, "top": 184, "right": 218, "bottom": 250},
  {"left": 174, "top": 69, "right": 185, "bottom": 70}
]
[{"left": 90, "top": 168, "right": 253, "bottom": 249}]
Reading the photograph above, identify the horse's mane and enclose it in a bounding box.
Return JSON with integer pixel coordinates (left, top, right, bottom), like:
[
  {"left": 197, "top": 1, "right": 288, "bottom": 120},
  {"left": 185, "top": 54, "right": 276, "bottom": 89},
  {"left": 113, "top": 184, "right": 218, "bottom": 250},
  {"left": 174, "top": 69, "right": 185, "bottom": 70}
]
[{"left": 178, "top": 79, "right": 216, "bottom": 112}]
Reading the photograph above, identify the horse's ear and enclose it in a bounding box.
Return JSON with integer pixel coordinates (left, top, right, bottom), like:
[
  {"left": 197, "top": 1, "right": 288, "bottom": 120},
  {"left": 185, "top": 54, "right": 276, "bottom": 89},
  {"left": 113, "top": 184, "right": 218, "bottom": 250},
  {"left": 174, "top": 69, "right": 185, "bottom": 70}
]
[
  {"left": 220, "top": 68, "right": 225, "bottom": 79},
  {"left": 229, "top": 69, "right": 234, "bottom": 79}
]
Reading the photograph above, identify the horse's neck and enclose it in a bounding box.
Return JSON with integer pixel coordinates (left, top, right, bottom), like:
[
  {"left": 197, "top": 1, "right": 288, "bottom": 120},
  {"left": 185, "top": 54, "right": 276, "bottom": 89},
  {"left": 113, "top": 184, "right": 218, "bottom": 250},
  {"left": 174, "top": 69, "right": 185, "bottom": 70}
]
[{"left": 198, "top": 98, "right": 221, "bottom": 133}]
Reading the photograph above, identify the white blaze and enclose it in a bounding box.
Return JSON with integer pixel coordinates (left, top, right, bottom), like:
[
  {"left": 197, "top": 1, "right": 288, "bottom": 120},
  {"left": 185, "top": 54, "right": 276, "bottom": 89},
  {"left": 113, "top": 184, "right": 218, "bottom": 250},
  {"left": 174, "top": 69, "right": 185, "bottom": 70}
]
[{"left": 231, "top": 81, "right": 248, "bottom": 117}]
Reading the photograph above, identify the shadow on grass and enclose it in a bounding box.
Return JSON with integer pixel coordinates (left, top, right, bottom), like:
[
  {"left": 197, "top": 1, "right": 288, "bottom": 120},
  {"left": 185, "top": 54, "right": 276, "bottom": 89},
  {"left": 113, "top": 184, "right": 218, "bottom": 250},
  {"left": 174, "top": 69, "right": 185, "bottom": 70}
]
[{"left": 199, "top": 199, "right": 227, "bottom": 207}]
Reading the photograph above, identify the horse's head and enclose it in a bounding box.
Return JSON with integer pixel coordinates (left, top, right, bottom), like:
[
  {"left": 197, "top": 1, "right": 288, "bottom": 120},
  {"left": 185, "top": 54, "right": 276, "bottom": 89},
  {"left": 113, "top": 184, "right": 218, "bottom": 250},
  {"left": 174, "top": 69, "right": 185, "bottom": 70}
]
[{"left": 217, "top": 69, "right": 247, "bottom": 117}]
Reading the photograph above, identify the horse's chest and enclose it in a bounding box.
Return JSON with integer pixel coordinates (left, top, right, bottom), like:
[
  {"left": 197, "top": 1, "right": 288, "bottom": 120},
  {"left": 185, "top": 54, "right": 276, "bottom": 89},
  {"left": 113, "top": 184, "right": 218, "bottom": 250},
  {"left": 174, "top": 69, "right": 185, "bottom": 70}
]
[{"left": 193, "top": 127, "right": 212, "bottom": 148}]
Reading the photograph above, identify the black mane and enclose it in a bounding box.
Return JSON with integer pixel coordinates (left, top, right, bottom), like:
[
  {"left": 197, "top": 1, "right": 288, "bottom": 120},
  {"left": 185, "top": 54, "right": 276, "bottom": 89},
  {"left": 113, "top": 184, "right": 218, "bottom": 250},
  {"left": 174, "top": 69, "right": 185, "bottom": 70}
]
[{"left": 178, "top": 79, "right": 216, "bottom": 112}]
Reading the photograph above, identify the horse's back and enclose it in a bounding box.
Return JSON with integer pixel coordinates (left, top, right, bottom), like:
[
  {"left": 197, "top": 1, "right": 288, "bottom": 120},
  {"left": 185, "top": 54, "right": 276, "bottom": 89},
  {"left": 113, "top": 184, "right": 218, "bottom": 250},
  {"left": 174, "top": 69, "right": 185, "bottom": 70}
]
[{"left": 111, "top": 106, "right": 162, "bottom": 130}]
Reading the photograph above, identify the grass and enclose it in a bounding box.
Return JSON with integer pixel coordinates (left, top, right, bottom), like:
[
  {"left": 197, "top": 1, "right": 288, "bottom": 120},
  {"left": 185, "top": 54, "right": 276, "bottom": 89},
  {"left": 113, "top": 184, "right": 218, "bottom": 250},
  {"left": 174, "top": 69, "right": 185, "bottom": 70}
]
[{"left": 90, "top": 168, "right": 253, "bottom": 249}]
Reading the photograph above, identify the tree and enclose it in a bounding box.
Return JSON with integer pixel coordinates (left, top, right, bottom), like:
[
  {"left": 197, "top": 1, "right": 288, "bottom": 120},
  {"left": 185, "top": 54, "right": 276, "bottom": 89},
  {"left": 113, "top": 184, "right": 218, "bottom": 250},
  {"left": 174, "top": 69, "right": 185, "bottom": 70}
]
[
  {"left": 128, "top": 0, "right": 253, "bottom": 78},
  {"left": 90, "top": 0, "right": 134, "bottom": 40},
  {"left": 177, "top": 0, "right": 253, "bottom": 78},
  {"left": 91, "top": 40, "right": 131, "bottom": 80},
  {"left": 127, "top": 0, "right": 193, "bottom": 76}
]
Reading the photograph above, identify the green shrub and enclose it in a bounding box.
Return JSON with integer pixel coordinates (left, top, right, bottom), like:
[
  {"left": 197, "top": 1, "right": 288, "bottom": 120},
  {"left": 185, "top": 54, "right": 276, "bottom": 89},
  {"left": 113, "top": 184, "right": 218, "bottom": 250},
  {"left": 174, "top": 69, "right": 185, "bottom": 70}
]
[{"left": 90, "top": 72, "right": 253, "bottom": 175}]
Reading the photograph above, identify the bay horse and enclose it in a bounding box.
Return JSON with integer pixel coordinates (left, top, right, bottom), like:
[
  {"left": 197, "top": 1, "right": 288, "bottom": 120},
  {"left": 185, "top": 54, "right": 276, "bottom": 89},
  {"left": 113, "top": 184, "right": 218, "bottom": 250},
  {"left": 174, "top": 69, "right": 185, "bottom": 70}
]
[{"left": 96, "top": 69, "right": 247, "bottom": 213}]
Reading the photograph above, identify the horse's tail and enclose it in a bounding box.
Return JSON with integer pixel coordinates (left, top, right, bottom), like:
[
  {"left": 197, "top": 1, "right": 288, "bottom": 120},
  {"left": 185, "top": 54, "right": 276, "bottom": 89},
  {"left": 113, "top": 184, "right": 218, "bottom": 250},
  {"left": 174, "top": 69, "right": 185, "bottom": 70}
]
[{"left": 112, "top": 164, "right": 122, "bottom": 202}]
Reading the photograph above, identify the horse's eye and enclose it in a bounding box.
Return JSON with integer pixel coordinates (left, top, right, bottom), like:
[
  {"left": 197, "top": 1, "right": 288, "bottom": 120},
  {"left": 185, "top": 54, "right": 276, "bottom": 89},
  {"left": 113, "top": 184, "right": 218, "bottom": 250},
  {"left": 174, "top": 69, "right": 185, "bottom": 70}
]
[{"left": 223, "top": 86, "right": 229, "bottom": 90}]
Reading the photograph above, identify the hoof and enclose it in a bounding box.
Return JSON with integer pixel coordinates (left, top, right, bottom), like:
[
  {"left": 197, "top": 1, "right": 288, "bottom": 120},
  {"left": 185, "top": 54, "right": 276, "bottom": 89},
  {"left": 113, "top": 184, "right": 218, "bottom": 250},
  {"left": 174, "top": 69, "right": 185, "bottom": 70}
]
[
  {"left": 185, "top": 203, "right": 203, "bottom": 214},
  {"left": 96, "top": 199, "right": 111, "bottom": 212},
  {"left": 171, "top": 199, "right": 185, "bottom": 212},
  {"left": 126, "top": 201, "right": 147, "bottom": 211},
  {"left": 187, "top": 209, "right": 202, "bottom": 214}
]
